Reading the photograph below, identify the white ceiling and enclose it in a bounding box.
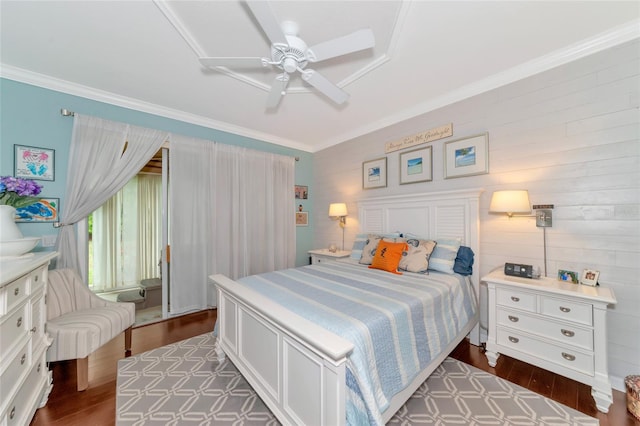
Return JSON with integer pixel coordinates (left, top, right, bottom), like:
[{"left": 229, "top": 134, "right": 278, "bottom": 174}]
[{"left": 1, "top": 1, "right": 639, "bottom": 153}]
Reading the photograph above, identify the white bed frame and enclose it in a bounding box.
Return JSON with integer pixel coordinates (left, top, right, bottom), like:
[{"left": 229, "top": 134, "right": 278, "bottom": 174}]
[{"left": 209, "top": 189, "right": 483, "bottom": 425}]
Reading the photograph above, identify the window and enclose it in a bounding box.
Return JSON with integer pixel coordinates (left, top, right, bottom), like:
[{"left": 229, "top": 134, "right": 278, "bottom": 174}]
[{"left": 88, "top": 174, "right": 162, "bottom": 293}]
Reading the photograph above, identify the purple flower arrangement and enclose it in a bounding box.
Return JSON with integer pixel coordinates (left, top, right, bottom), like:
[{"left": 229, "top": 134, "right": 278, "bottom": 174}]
[{"left": 0, "top": 176, "right": 43, "bottom": 209}]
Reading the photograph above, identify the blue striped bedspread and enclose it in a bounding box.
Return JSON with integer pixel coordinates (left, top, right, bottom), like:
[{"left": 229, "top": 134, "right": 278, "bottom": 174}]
[{"left": 237, "top": 261, "right": 477, "bottom": 425}]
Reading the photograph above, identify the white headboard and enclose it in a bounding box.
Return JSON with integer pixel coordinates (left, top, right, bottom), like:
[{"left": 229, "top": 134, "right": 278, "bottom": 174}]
[{"left": 357, "top": 188, "right": 483, "bottom": 345}]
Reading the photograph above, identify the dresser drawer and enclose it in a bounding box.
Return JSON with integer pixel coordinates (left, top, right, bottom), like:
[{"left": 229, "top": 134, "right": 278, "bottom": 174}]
[
  {"left": 496, "top": 328, "right": 594, "bottom": 376},
  {"left": 0, "top": 340, "right": 30, "bottom": 407},
  {"left": 0, "top": 303, "right": 29, "bottom": 360},
  {"left": 1, "top": 274, "right": 29, "bottom": 315},
  {"left": 496, "top": 288, "right": 536, "bottom": 313},
  {"left": 30, "top": 266, "right": 47, "bottom": 293},
  {"left": 540, "top": 296, "right": 592, "bottom": 326},
  {"left": 496, "top": 308, "right": 593, "bottom": 351},
  {"left": 3, "top": 358, "right": 43, "bottom": 426}
]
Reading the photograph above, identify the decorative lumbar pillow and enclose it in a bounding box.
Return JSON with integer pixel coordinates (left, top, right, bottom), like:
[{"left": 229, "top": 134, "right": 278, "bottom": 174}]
[
  {"left": 429, "top": 238, "right": 462, "bottom": 274},
  {"left": 369, "top": 240, "right": 407, "bottom": 274},
  {"left": 398, "top": 238, "right": 437, "bottom": 273}
]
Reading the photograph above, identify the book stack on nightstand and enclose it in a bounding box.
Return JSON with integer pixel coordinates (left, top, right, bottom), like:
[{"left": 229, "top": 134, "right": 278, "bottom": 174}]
[{"left": 308, "top": 249, "right": 351, "bottom": 265}]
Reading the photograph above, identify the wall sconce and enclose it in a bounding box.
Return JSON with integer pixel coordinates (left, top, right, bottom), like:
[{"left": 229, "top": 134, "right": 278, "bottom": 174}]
[
  {"left": 328, "top": 203, "right": 348, "bottom": 251},
  {"left": 489, "top": 190, "right": 553, "bottom": 277}
]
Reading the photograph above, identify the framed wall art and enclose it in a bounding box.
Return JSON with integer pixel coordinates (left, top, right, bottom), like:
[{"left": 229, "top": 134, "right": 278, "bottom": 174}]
[
  {"left": 14, "top": 145, "right": 55, "bottom": 181},
  {"left": 295, "top": 211, "right": 308, "bottom": 226},
  {"left": 295, "top": 185, "right": 308, "bottom": 199},
  {"left": 580, "top": 269, "right": 599, "bottom": 286},
  {"left": 400, "top": 146, "right": 432, "bottom": 185},
  {"left": 443, "top": 133, "right": 488, "bottom": 179},
  {"left": 362, "top": 157, "right": 387, "bottom": 189},
  {"left": 15, "top": 197, "right": 59, "bottom": 223}
]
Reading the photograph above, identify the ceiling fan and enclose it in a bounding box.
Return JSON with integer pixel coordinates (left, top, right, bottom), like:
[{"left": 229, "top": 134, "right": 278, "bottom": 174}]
[{"left": 199, "top": 1, "right": 375, "bottom": 108}]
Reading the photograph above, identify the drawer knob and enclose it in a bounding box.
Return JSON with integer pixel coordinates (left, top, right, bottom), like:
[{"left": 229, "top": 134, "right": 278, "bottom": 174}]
[
  {"left": 14, "top": 287, "right": 20, "bottom": 296},
  {"left": 561, "top": 329, "right": 575, "bottom": 337},
  {"left": 508, "top": 315, "right": 519, "bottom": 322},
  {"left": 562, "top": 352, "right": 576, "bottom": 361},
  {"left": 511, "top": 296, "right": 520, "bottom": 302},
  {"left": 38, "top": 363, "right": 42, "bottom": 373},
  {"left": 559, "top": 306, "right": 571, "bottom": 313},
  {"left": 10, "top": 406, "right": 15, "bottom": 420},
  {"left": 17, "top": 317, "right": 22, "bottom": 327},
  {"left": 34, "top": 275, "right": 38, "bottom": 282},
  {"left": 31, "top": 326, "right": 37, "bottom": 333},
  {"left": 21, "top": 353, "right": 26, "bottom": 365},
  {"left": 508, "top": 336, "right": 519, "bottom": 343}
]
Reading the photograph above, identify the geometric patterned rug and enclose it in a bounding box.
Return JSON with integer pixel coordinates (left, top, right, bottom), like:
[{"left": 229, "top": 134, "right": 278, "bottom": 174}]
[{"left": 116, "top": 333, "right": 599, "bottom": 425}]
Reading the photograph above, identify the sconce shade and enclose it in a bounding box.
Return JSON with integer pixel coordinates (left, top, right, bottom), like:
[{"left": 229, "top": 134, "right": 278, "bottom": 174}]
[
  {"left": 329, "top": 203, "right": 348, "bottom": 217},
  {"left": 489, "top": 190, "right": 531, "bottom": 216}
]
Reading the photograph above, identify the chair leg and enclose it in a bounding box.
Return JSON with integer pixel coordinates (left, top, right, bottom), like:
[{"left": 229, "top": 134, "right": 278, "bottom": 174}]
[
  {"left": 77, "top": 357, "right": 89, "bottom": 391},
  {"left": 124, "top": 326, "right": 132, "bottom": 352}
]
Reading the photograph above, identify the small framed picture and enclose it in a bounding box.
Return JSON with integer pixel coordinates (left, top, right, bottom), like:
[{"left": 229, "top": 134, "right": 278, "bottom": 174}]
[
  {"left": 444, "top": 133, "right": 489, "bottom": 179},
  {"left": 14, "top": 145, "right": 55, "bottom": 181},
  {"left": 581, "top": 269, "right": 599, "bottom": 286},
  {"left": 400, "top": 146, "right": 432, "bottom": 185},
  {"left": 15, "top": 197, "right": 59, "bottom": 223},
  {"left": 557, "top": 269, "right": 579, "bottom": 284},
  {"left": 295, "top": 185, "right": 308, "bottom": 199},
  {"left": 363, "top": 157, "right": 387, "bottom": 189},
  {"left": 296, "top": 211, "right": 308, "bottom": 226}
]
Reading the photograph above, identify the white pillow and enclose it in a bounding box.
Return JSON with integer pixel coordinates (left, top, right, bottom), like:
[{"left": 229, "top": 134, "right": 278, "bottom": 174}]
[{"left": 398, "top": 238, "right": 437, "bottom": 273}]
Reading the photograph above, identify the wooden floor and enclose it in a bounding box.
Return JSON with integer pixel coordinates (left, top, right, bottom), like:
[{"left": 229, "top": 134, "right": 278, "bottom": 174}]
[{"left": 32, "top": 309, "right": 636, "bottom": 426}]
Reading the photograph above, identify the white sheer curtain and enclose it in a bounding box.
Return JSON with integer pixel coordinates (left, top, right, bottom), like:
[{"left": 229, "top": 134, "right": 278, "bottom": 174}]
[
  {"left": 170, "top": 135, "right": 295, "bottom": 315},
  {"left": 56, "top": 115, "right": 168, "bottom": 276},
  {"left": 91, "top": 175, "right": 162, "bottom": 292}
]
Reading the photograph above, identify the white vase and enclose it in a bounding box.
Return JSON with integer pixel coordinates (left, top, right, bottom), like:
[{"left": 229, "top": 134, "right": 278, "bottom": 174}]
[{"left": 0, "top": 205, "right": 23, "bottom": 242}]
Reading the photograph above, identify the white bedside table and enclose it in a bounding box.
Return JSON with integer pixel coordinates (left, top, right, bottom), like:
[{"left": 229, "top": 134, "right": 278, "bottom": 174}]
[
  {"left": 482, "top": 269, "right": 617, "bottom": 412},
  {"left": 308, "top": 249, "right": 351, "bottom": 264}
]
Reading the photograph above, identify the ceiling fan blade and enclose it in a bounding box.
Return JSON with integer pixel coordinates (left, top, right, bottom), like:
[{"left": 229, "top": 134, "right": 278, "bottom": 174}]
[
  {"left": 199, "top": 57, "right": 266, "bottom": 69},
  {"left": 247, "top": 1, "right": 288, "bottom": 46},
  {"left": 301, "top": 70, "right": 349, "bottom": 105},
  {"left": 266, "top": 75, "right": 289, "bottom": 108},
  {"left": 306, "top": 29, "right": 375, "bottom": 62}
]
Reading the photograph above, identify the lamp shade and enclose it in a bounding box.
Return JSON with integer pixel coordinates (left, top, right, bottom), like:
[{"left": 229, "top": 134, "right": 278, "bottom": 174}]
[
  {"left": 328, "top": 203, "right": 348, "bottom": 217},
  {"left": 489, "top": 190, "right": 531, "bottom": 216}
]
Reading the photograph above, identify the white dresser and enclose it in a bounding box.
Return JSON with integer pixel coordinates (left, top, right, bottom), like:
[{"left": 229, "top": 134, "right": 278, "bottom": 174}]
[
  {"left": 0, "top": 252, "right": 57, "bottom": 426},
  {"left": 483, "top": 269, "right": 617, "bottom": 412}
]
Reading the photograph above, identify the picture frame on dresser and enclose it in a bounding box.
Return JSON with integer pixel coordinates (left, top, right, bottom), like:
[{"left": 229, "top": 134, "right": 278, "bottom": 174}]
[{"left": 581, "top": 269, "right": 599, "bottom": 286}]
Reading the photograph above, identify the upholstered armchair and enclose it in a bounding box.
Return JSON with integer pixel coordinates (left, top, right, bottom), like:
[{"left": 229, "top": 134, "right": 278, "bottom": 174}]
[{"left": 46, "top": 268, "right": 135, "bottom": 391}]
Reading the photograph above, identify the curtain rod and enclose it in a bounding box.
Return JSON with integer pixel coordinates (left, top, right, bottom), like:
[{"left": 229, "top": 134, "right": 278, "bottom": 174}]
[{"left": 60, "top": 108, "right": 299, "bottom": 161}]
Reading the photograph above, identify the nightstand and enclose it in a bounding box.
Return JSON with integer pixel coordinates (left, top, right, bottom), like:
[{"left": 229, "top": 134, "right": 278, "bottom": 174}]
[
  {"left": 308, "top": 249, "right": 351, "bottom": 265},
  {"left": 482, "top": 269, "right": 617, "bottom": 412}
]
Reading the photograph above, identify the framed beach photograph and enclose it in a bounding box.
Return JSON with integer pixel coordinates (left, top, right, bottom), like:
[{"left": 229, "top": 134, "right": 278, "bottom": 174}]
[
  {"left": 295, "top": 211, "right": 308, "bottom": 226},
  {"left": 295, "top": 185, "right": 308, "bottom": 199},
  {"left": 580, "top": 269, "right": 599, "bottom": 286},
  {"left": 15, "top": 197, "right": 59, "bottom": 223},
  {"left": 557, "top": 269, "right": 579, "bottom": 284},
  {"left": 14, "top": 145, "right": 55, "bottom": 181},
  {"left": 400, "top": 146, "right": 432, "bottom": 185},
  {"left": 363, "top": 157, "right": 387, "bottom": 189},
  {"left": 444, "top": 133, "right": 488, "bottom": 179}
]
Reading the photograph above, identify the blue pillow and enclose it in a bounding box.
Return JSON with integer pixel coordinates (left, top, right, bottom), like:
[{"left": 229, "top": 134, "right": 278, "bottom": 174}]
[
  {"left": 429, "top": 238, "right": 462, "bottom": 274},
  {"left": 453, "top": 246, "right": 474, "bottom": 276}
]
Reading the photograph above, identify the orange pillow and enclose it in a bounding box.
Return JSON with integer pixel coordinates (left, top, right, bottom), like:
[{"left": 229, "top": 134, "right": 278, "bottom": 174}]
[{"left": 368, "top": 240, "right": 407, "bottom": 275}]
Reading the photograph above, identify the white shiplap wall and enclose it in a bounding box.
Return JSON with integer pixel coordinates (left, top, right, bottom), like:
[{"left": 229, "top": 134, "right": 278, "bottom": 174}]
[{"left": 313, "top": 39, "right": 639, "bottom": 390}]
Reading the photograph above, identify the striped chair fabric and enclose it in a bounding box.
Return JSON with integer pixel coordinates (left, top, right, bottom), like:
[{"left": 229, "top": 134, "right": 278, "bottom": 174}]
[{"left": 46, "top": 268, "right": 135, "bottom": 390}]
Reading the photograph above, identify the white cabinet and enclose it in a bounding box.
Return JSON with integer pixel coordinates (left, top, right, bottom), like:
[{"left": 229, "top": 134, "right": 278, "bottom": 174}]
[
  {"left": 483, "top": 269, "right": 617, "bottom": 413},
  {"left": 0, "top": 252, "right": 57, "bottom": 426},
  {"left": 308, "top": 249, "right": 351, "bottom": 265}
]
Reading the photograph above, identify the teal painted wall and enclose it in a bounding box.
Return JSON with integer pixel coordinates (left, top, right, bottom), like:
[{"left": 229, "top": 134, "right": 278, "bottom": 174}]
[{"left": 0, "top": 78, "right": 314, "bottom": 266}]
